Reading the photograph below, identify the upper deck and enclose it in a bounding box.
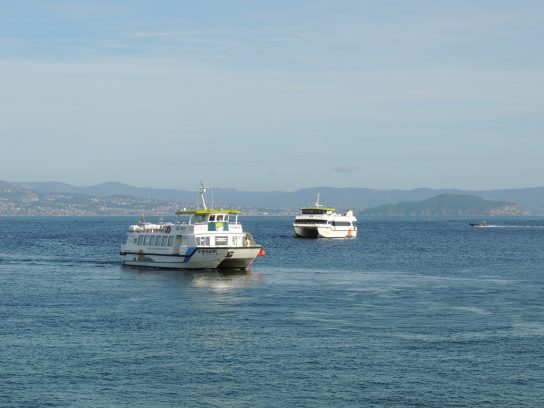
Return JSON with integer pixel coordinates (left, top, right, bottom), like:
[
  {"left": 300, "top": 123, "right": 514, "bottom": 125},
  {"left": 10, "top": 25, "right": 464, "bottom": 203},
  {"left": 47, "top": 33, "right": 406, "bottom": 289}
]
[
  {"left": 300, "top": 207, "right": 335, "bottom": 215},
  {"left": 176, "top": 208, "right": 241, "bottom": 227}
]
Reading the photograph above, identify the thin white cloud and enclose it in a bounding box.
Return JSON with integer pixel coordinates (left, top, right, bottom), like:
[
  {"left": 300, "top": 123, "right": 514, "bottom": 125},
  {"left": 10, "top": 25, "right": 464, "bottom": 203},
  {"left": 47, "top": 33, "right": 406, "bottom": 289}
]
[{"left": 330, "top": 166, "right": 358, "bottom": 174}]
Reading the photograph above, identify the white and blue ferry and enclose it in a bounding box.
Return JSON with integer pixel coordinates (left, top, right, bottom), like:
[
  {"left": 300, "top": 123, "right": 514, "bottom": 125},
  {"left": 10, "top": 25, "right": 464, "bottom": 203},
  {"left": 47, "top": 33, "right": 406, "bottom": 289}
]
[{"left": 120, "top": 183, "right": 265, "bottom": 269}]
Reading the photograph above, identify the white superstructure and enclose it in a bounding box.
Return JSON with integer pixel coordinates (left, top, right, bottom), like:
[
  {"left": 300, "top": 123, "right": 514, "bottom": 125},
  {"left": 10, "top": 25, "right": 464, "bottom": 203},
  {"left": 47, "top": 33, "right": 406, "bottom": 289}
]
[
  {"left": 293, "top": 194, "right": 357, "bottom": 238},
  {"left": 120, "top": 183, "right": 265, "bottom": 269}
]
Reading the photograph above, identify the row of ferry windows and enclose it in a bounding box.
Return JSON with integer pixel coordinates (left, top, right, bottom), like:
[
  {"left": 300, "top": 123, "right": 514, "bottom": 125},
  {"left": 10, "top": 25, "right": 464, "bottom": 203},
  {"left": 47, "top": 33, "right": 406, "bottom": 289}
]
[
  {"left": 135, "top": 235, "right": 232, "bottom": 247},
  {"left": 301, "top": 209, "right": 329, "bottom": 215},
  {"left": 296, "top": 220, "right": 355, "bottom": 227},
  {"left": 194, "top": 214, "right": 230, "bottom": 223},
  {"left": 196, "top": 236, "right": 229, "bottom": 246},
  {"left": 136, "top": 235, "right": 174, "bottom": 247},
  {"left": 337, "top": 221, "right": 357, "bottom": 227}
]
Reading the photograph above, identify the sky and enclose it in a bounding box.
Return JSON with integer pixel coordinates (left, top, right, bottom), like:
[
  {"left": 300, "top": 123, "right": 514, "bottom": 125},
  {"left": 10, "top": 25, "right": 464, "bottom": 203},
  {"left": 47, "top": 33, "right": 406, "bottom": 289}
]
[{"left": 1, "top": 0, "right": 543, "bottom": 191}]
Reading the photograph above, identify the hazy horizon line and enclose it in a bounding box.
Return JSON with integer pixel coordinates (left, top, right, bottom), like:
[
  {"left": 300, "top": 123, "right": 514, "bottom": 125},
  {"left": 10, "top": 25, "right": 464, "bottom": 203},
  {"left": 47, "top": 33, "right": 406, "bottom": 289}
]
[{"left": 7, "top": 180, "right": 544, "bottom": 193}]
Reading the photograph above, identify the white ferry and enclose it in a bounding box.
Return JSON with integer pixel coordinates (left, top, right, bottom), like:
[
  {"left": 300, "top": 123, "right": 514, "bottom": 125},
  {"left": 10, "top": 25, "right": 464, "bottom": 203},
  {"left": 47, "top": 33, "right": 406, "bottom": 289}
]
[
  {"left": 120, "top": 184, "right": 265, "bottom": 269},
  {"left": 293, "top": 194, "right": 357, "bottom": 238}
]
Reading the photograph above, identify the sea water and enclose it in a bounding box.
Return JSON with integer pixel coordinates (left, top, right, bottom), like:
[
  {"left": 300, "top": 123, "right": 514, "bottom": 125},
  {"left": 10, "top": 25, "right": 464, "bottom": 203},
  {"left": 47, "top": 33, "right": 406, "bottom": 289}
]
[{"left": 1, "top": 216, "right": 543, "bottom": 407}]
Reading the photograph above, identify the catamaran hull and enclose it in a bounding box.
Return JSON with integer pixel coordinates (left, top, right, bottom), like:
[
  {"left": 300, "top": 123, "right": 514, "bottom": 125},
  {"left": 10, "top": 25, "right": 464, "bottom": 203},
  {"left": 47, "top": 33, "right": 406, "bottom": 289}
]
[
  {"left": 218, "top": 246, "right": 263, "bottom": 269},
  {"left": 294, "top": 225, "right": 319, "bottom": 238},
  {"left": 120, "top": 248, "right": 228, "bottom": 269},
  {"left": 295, "top": 225, "right": 357, "bottom": 239}
]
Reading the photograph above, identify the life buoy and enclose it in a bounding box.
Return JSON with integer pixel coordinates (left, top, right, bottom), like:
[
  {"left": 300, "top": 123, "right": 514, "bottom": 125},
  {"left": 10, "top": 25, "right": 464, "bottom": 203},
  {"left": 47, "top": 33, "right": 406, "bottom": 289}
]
[{"left": 165, "top": 226, "right": 171, "bottom": 233}]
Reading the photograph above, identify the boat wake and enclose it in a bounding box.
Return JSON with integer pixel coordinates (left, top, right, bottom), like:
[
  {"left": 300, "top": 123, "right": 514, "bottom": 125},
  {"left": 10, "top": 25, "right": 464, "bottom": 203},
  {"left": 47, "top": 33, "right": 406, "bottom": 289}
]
[
  {"left": 0, "top": 254, "right": 119, "bottom": 267},
  {"left": 476, "top": 225, "right": 544, "bottom": 229}
]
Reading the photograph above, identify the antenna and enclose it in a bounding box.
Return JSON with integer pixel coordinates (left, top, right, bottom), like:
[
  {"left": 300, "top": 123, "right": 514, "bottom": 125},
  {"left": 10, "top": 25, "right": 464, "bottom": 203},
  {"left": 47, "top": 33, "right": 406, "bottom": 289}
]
[
  {"left": 199, "top": 181, "right": 208, "bottom": 210},
  {"left": 315, "top": 193, "right": 322, "bottom": 207}
]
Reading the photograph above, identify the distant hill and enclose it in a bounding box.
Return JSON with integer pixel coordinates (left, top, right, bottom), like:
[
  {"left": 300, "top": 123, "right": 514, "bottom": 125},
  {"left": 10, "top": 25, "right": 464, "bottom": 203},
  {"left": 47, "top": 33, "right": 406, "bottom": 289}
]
[
  {"left": 360, "top": 193, "right": 527, "bottom": 216},
  {"left": 0, "top": 181, "right": 184, "bottom": 216},
  {"left": 3, "top": 180, "right": 543, "bottom": 215}
]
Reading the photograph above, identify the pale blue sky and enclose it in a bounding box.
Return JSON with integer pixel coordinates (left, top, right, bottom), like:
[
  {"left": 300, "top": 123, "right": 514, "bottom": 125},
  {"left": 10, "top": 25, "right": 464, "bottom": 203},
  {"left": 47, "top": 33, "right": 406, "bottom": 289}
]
[{"left": 1, "top": 1, "right": 542, "bottom": 191}]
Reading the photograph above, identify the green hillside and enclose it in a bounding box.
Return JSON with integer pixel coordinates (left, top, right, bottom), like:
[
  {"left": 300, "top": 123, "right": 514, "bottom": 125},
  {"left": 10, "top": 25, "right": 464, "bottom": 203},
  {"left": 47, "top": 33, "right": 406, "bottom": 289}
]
[{"left": 360, "top": 193, "right": 527, "bottom": 216}]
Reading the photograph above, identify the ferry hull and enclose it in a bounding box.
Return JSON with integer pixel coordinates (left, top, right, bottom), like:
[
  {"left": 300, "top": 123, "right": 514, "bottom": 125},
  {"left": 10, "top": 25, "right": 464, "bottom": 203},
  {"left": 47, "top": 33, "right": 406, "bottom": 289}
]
[
  {"left": 295, "top": 225, "right": 357, "bottom": 238},
  {"left": 294, "top": 225, "right": 319, "bottom": 238},
  {"left": 218, "top": 246, "right": 262, "bottom": 269},
  {"left": 120, "top": 248, "right": 228, "bottom": 269}
]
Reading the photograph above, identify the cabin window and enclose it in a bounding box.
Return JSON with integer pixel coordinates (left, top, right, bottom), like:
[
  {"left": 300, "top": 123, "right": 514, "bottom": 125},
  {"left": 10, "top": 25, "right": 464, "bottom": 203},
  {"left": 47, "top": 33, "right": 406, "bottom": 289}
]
[
  {"left": 196, "top": 236, "right": 210, "bottom": 246},
  {"left": 215, "top": 236, "right": 228, "bottom": 246},
  {"left": 133, "top": 238, "right": 137, "bottom": 244},
  {"left": 161, "top": 236, "right": 168, "bottom": 246},
  {"left": 168, "top": 236, "right": 174, "bottom": 246},
  {"left": 225, "top": 214, "right": 230, "bottom": 222},
  {"left": 149, "top": 236, "right": 156, "bottom": 246},
  {"left": 143, "top": 235, "right": 150, "bottom": 246},
  {"left": 137, "top": 235, "right": 143, "bottom": 245},
  {"left": 216, "top": 214, "right": 223, "bottom": 222},
  {"left": 209, "top": 215, "right": 216, "bottom": 222},
  {"left": 195, "top": 215, "right": 206, "bottom": 223}
]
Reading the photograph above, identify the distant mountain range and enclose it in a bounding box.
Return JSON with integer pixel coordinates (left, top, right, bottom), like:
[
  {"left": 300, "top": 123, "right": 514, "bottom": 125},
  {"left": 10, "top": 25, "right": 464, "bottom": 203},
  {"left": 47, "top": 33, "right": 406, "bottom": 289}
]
[{"left": 1, "top": 180, "right": 544, "bottom": 216}]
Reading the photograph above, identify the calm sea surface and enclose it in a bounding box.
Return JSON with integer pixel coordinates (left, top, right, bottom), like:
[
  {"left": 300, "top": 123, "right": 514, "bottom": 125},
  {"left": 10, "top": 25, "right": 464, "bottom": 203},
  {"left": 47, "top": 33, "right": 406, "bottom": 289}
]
[{"left": 1, "top": 216, "right": 543, "bottom": 407}]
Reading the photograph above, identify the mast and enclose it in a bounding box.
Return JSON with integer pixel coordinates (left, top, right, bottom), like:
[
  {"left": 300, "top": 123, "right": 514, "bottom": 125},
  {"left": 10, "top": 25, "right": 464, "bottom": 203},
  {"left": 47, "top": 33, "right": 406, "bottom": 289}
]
[
  {"left": 199, "top": 182, "right": 208, "bottom": 210},
  {"left": 315, "top": 193, "right": 322, "bottom": 207}
]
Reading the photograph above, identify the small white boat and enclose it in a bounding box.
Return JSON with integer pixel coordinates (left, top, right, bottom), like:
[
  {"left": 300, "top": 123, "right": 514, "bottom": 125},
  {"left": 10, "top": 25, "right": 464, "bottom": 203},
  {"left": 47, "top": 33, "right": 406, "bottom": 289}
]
[
  {"left": 469, "top": 220, "right": 488, "bottom": 228},
  {"left": 293, "top": 194, "right": 357, "bottom": 238},
  {"left": 120, "top": 183, "right": 265, "bottom": 269}
]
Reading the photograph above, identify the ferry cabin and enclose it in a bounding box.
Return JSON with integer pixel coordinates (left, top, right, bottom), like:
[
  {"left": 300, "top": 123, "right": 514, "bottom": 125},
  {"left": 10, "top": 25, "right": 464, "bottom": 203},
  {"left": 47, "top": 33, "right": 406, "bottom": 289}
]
[
  {"left": 177, "top": 209, "right": 257, "bottom": 247},
  {"left": 125, "top": 210, "right": 256, "bottom": 250}
]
